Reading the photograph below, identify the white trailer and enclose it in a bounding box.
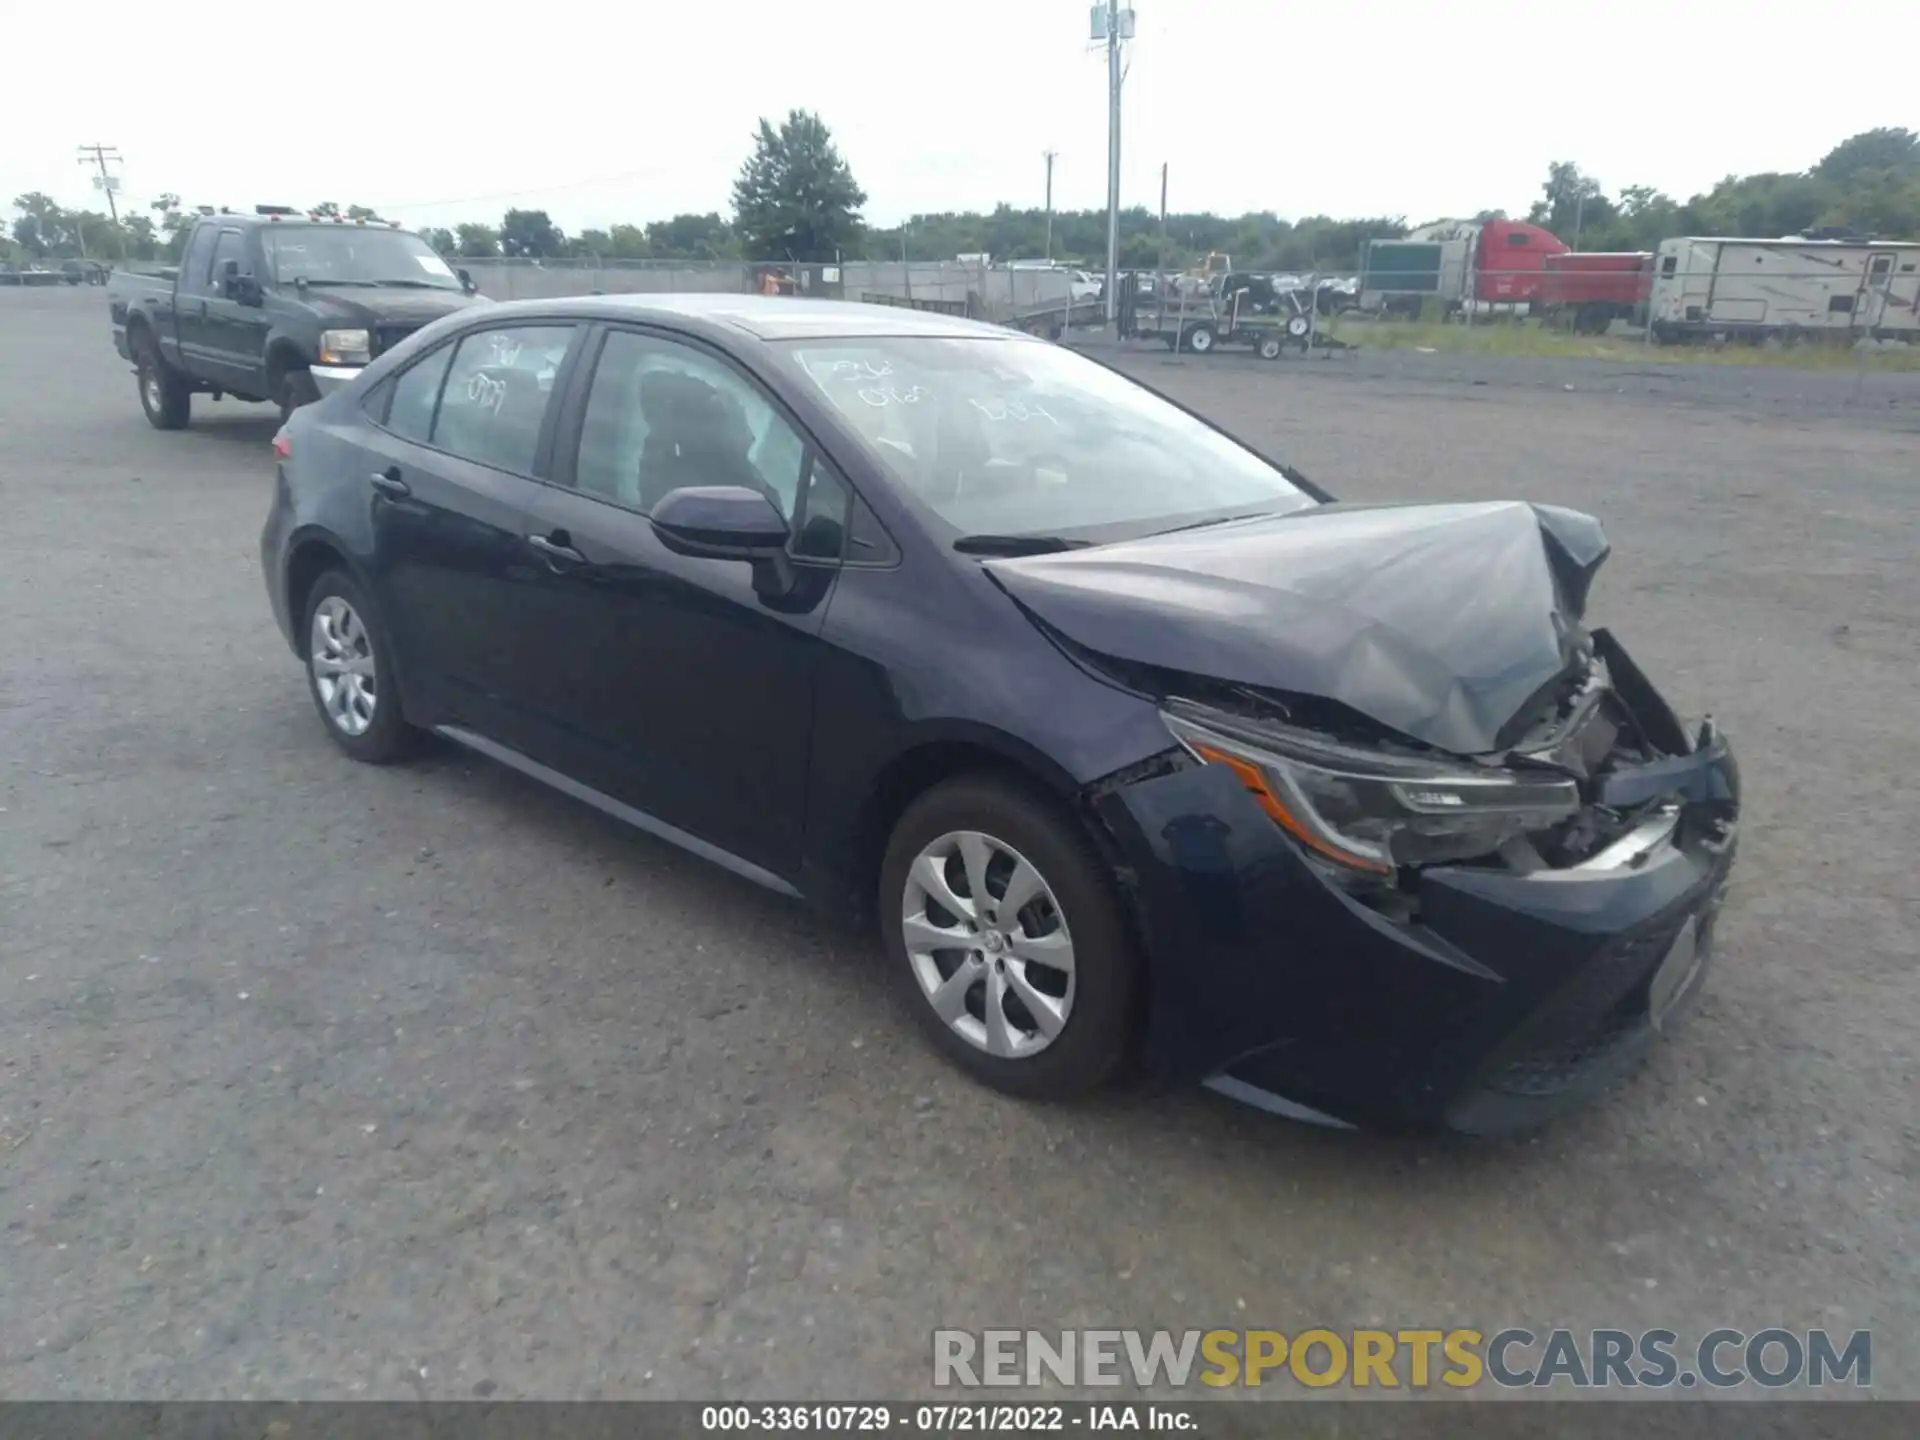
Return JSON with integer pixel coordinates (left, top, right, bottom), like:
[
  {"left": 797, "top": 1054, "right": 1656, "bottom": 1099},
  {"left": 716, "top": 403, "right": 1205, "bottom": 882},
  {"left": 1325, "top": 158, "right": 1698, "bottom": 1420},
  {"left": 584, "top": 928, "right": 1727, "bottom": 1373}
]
[{"left": 1648, "top": 237, "right": 1920, "bottom": 343}]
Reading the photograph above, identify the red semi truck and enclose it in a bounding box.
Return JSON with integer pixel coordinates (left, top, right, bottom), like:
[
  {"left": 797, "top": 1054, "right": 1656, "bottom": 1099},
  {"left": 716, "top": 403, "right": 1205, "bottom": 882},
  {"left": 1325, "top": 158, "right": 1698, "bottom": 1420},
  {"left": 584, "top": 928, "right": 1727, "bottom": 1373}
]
[{"left": 1538, "top": 251, "right": 1653, "bottom": 333}]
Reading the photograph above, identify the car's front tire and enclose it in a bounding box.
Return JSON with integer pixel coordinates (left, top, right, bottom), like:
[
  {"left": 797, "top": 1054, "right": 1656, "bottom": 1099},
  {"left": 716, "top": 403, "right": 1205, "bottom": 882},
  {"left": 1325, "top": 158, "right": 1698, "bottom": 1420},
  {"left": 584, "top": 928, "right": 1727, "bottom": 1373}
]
[
  {"left": 880, "top": 775, "right": 1141, "bottom": 1099},
  {"left": 278, "top": 368, "right": 321, "bottom": 423},
  {"left": 301, "top": 568, "right": 421, "bottom": 764}
]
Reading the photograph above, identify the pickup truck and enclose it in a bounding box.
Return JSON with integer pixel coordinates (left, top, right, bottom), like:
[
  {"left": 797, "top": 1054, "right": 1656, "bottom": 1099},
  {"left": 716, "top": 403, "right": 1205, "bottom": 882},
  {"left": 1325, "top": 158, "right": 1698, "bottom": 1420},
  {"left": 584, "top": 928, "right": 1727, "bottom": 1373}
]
[{"left": 109, "top": 209, "right": 487, "bottom": 429}]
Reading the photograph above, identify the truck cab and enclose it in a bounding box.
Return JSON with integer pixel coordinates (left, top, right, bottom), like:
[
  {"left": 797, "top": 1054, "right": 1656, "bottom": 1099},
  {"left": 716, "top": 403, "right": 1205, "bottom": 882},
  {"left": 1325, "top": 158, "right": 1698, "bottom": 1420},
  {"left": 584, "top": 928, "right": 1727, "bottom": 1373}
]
[{"left": 109, "top": 207, "right": 488, "bottom": 430}]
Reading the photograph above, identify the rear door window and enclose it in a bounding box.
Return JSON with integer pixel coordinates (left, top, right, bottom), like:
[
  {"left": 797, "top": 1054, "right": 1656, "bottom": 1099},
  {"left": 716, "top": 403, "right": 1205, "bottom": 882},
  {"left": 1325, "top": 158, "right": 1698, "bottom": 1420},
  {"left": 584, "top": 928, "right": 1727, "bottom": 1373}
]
[{"left": 430, "top": 324, "right": 577, "bottom": 475}]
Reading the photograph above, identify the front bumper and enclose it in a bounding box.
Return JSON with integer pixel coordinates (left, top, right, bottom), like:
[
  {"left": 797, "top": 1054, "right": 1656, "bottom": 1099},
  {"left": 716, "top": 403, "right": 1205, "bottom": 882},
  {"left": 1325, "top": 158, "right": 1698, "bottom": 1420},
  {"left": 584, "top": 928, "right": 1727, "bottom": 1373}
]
[
  {"left": 310, "top": 364, "right": 362, "bottom": 396},
  {"left": 1094, "top": 729, "right": 1739, "bottom": 1135}
]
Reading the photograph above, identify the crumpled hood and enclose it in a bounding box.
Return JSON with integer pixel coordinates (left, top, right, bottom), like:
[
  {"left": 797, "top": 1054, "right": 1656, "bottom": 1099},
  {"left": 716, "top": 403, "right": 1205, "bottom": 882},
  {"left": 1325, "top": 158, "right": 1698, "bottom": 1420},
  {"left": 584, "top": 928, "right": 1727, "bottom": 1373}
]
[{"left": 985, "top": 500, "right": 1610, "bottom": 755}]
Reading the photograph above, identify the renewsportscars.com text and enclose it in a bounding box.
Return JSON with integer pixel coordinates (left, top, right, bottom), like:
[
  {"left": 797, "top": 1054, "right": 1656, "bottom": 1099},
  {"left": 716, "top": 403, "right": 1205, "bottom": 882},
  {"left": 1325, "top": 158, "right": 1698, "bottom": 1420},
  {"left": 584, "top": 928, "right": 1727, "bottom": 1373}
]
[{"left": 932, "top": 1327, "right": 1871, "bottom": 1391}]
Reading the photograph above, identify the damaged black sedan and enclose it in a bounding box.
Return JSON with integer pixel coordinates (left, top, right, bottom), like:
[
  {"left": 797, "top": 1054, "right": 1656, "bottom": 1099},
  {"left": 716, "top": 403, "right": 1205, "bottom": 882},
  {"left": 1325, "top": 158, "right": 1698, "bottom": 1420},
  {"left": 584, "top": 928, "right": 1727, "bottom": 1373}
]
[{"left": 261, "top": 295, "right": 1739, "bottom": 1134}]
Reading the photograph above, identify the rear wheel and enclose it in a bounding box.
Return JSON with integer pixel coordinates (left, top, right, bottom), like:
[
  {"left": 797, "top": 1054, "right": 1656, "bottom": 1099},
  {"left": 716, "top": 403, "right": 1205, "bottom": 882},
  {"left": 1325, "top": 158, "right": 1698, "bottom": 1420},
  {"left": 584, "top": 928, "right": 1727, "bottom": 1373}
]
[
  {"left": 1256, "top": 334, "right": 1283, "bottom": 360},
  {"left": 880, "top": 775, "right": 1141, "bottom": 1099},
  {"left": 301, "top": 569, "right": 422, "bottom": 764},
  {"left": 1183, "top": 323, "right": 1216, "bottom": 354},
  {"left": 133, "top": 330, "right": 191, "bottom": 430}
]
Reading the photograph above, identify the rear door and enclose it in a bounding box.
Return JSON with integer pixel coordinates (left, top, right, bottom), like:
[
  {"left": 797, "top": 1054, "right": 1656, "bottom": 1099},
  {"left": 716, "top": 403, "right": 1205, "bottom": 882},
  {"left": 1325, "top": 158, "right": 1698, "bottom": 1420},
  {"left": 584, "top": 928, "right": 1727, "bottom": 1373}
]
[
  {"left": 356, "top": 319, "right": 585, "bottom": 749},
  {"left": 172, "top": 223, "right": 222, "bottom": 375},
  {"left": 504, "top": 323, "right": 847, "bottom": 878}
]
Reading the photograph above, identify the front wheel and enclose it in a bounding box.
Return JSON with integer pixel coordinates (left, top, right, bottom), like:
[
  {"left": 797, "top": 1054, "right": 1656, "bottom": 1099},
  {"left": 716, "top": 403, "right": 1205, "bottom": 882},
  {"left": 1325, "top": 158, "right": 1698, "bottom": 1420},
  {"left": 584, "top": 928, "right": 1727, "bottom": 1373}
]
[
  {"left": 1256, "top": 334, "right": 1283, "bottom": 360},
  {"left": 880, "top": 775, "right": 1141, "bottom": 1099},
  {"left": 278, "top": 368, "right": 321, "bottom": 423},
  {"left": 134, "top": 332, "right": 192, "bottom": 430}
]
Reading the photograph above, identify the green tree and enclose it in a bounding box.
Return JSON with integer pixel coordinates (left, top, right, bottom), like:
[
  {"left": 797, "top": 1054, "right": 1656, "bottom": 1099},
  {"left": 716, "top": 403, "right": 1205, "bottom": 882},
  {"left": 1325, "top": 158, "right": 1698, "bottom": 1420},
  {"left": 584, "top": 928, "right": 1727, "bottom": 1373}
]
[
  {"left": 731, "top": 110, "right": 866, "bottom": 260},
  {"left": 1527, "top": 161, "right": 1615, "bottom": 244},
  {"left": 1814, "top": 127, "right": 1919, "bottom": 184},
  {"left": 312, "top": 201, "right": 340, "bottom": 218},
  {"left": 455, "top": 222, "right": 501, "bottom": 257},
  {"left": 421, "top": 226, "right": 456, "bottom": 254},
  {"left": 607, "top": 223, "right": 652, "bottom": 259},
  {"left": 646, "top": 212, "right": 735, "bottom": 259},
  {"left": 500, "top": 207, "right": 564, "bottom": 258}
]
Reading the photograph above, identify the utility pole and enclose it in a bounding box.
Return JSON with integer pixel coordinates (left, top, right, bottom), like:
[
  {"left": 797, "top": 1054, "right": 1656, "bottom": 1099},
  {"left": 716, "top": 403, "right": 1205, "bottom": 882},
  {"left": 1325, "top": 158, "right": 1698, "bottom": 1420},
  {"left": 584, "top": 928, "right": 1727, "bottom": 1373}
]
[
  {"left": 1094, "top": 0, "right": 1135, "bottom": 327},
  {"left": 77, "top": 144, "right": 124, "bottom": 225},
  {"left": 1043, "top": 150, "right": 1057, "bottom": 263},
  {"left": 1155, "top": 162, "right": 1168, "bottom": 300}
]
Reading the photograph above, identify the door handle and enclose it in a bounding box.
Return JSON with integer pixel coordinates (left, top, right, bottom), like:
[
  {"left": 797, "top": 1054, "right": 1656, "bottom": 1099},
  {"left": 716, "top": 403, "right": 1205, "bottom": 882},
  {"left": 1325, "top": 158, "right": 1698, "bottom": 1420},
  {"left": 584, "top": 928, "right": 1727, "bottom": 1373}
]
[
  {"left": 529, "top": 531, "right": 586, "bottom": 566},
  {"left": 369, "top": 467, "right": 410, "bottom": 498}
]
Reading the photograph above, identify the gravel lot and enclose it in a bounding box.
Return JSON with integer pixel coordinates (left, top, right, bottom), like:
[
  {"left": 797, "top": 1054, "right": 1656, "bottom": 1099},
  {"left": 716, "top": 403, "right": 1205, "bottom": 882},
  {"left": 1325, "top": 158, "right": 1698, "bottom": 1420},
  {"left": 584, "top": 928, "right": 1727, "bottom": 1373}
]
[{"left": 3, "top": 286, "right": 1916, "bottom": 1401}]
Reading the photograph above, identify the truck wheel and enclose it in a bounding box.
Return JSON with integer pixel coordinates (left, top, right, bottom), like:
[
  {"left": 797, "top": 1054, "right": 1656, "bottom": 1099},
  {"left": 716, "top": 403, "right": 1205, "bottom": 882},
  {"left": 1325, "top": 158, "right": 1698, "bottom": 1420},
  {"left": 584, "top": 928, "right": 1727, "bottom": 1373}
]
[
  {"left": 278, "top": 369, "right": 322, "bottom": 423},
  {"left": 134, "top": 332, "right": 192, "bottom": 431},
  {"left": 1256, "top": 334, "right": 1283, "bottom": 360},
  {"left": 1183, "top": 323, "right": 1216, "bottom": 355}
]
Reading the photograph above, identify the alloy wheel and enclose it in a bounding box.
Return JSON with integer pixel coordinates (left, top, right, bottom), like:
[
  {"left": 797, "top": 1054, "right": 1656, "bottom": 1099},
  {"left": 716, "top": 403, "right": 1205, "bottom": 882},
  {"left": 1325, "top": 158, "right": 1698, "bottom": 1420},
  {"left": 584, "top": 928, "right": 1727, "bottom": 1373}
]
[
  {"left": 901, "top": 830, "right": 1076, "bottom": 1059},
  {"left": 310, "top": 595, "right": 378, "bottom": 736}
]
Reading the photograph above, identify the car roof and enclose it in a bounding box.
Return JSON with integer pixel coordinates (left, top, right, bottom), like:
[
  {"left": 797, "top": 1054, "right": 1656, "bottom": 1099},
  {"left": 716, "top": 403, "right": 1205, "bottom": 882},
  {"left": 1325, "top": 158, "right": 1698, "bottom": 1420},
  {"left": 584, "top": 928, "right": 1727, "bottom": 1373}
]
[{"left": 466, "top": 292, "right": 1038, "bottom": 343}]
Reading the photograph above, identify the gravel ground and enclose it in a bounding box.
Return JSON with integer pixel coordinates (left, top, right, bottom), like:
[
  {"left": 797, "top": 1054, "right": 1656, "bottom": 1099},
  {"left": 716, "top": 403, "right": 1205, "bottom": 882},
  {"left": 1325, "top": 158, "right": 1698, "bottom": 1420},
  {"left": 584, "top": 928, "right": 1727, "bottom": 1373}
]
[{"left": 2, "top": 286, "right": 1916, "bottom": 1401}]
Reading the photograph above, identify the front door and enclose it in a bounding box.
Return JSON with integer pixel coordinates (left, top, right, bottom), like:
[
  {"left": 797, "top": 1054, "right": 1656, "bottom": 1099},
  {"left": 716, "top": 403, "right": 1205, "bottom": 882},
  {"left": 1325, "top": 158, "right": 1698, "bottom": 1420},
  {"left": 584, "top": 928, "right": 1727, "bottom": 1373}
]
[
  {"left": 202, "top": 226, "right": 271, "bottom": 395},
  {"left": 505, "top": 324, "right": 847, "bottom": 879}
]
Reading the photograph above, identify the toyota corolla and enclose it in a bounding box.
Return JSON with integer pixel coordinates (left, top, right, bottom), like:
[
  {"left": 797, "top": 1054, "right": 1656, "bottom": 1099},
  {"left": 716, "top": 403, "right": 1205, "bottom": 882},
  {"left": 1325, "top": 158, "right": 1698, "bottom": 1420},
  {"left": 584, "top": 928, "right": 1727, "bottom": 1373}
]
[{"left": 261, "top": 295, "right": 1740, "bottom": 1134}]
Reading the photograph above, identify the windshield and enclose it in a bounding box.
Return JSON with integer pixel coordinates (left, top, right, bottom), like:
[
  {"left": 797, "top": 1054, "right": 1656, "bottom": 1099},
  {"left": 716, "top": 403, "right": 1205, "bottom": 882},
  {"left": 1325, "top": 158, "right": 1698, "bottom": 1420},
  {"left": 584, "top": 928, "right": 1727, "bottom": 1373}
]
[
  {"left": 261, "top": 226, "right": 461, "bottom": 289},
  {"left": 783, "top": 337, "right": 1313, "bottom": 542}
]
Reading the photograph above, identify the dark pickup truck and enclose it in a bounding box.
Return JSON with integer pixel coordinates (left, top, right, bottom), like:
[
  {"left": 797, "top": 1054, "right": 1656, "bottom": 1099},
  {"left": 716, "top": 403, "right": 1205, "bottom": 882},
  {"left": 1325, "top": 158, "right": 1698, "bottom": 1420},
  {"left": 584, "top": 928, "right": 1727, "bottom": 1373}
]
[{"left": 109, "top": 208, "right": 487, "bottom": 429}]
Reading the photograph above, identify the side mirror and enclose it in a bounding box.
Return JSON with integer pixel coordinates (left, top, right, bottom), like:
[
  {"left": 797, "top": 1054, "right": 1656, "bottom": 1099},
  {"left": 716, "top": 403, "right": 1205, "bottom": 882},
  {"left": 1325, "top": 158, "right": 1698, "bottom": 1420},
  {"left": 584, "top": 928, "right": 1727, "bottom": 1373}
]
[
  {"left": 650, "top": 486, "right": 790, "bottom": 556},
  {"left": 652, "top": 486, "right": 796, "bottom": 600},
  {"left": 457, "top": 267, "right": 476, "bottom": 295}
]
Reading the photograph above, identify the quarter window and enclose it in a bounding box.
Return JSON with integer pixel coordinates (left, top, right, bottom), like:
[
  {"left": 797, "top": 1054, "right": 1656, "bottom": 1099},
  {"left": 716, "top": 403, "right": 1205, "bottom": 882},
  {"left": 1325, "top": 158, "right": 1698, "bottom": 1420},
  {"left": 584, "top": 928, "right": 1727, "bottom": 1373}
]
[
  {"left": 430, "top": 325, "right": 576, "bottom": 475},
  {"left": 387, "top": 344, "right": 455, "bottom": 443},
  {"left": 793, "top": 456, "right": 853, "bottom": 560},
  {"left": 573, "top": 329, "right": 809, "bottom": 516}
]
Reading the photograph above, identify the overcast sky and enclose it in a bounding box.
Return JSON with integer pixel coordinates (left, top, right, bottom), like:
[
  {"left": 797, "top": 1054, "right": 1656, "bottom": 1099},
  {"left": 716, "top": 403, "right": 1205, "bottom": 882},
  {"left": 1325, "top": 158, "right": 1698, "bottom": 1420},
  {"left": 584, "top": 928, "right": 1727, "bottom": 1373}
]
[{"left": 7, "top": 1, "right": 1910, "bottom": 238}]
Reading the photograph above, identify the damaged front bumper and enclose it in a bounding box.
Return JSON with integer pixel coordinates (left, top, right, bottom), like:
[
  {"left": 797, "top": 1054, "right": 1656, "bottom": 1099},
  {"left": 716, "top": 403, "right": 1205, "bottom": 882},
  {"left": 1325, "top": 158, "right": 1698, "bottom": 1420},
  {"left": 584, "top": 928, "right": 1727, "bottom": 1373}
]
[{"left": 1088, "top": 631, "right": 1740, "bottom": 1135}]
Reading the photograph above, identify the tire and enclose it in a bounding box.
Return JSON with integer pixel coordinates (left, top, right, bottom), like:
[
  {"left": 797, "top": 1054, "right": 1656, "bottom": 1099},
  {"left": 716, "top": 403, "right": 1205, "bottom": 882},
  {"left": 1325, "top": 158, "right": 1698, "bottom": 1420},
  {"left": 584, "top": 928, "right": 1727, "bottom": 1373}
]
[
  {"left": 1256, "top": 334, "right": 1283, "bottom": 360},
  {"left": 1286, "top": 314, "right": 1312, "bottom": 339},
  {"left": 300, "top": 568, "right": 422, "bottom": 764},
  {"left": 880, "top": 774, "right": 1141, "bottom": 1099},
  {"left": 133, "top": 329, "right": 192, "bottom": 430},
  {"left": 1184, "top": 323, "right": 1216, "bottom": 355},
  {"left": 278, "top": 368, "right": 321, "bottom": 423}
]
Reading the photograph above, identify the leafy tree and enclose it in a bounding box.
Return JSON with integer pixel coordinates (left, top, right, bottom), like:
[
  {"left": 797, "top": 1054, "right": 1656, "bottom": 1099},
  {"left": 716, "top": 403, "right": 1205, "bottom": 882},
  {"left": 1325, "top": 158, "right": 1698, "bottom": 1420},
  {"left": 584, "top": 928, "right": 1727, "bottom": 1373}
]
[
  {"left": 312, "top": 201, "right": 340, "bottom": 218},
  {"left": 647, "top": 212, "right": 734, "bottom": 259},
  {"left": 454, "top": 222, "right": 501, "bottom": 257},
  {"left": 607, "top": 223, "right": 652, "bottom": 258},
  {"left": 731, "top": 110, "right": 866, "bottom": 260},
  {"left": 1815, "top": 127, "right": 1919, "bottom": 184},
  {"left": 500, "top": 207, "right": 564, "bottom": 258},
  {"left": 346, "top": 205, "right": 380, "bottom": 221},
  {"left": 571, "top": 227, "right": 613, "bottom": 258},
  {"left": 1528, "top": 161, "right": 1615, "bottom": 244},
  {"left": 422, "top": 226, "right": 457, "bottom": 255}
]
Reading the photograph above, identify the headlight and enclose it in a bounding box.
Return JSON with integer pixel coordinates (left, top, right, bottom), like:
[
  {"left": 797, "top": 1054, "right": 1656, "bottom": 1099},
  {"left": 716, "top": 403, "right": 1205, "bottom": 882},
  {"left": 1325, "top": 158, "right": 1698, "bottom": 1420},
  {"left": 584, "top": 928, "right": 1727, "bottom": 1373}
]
[
  {"left": 317, "top": 329, "right": 372, "bottom": 366},
  {"left": 1163, "top": 704, "right": 1580, "bottom": 874}
]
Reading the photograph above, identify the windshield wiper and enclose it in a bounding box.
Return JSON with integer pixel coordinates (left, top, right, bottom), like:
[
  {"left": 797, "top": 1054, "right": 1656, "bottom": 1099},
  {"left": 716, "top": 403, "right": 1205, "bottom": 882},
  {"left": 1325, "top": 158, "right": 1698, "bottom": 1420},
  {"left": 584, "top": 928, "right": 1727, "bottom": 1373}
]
[
  {"left": 953, "top": 534, "right": 1090, "bottom": 556},
  {"left": 1144, "top": 509, "right": 1288, "bottom": 538},
  {"left": 299, "top": 278, "right": 386, "bottom": 287},
  {"left": 370, "top": 278, "right": 457, "bottom": 289}
]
